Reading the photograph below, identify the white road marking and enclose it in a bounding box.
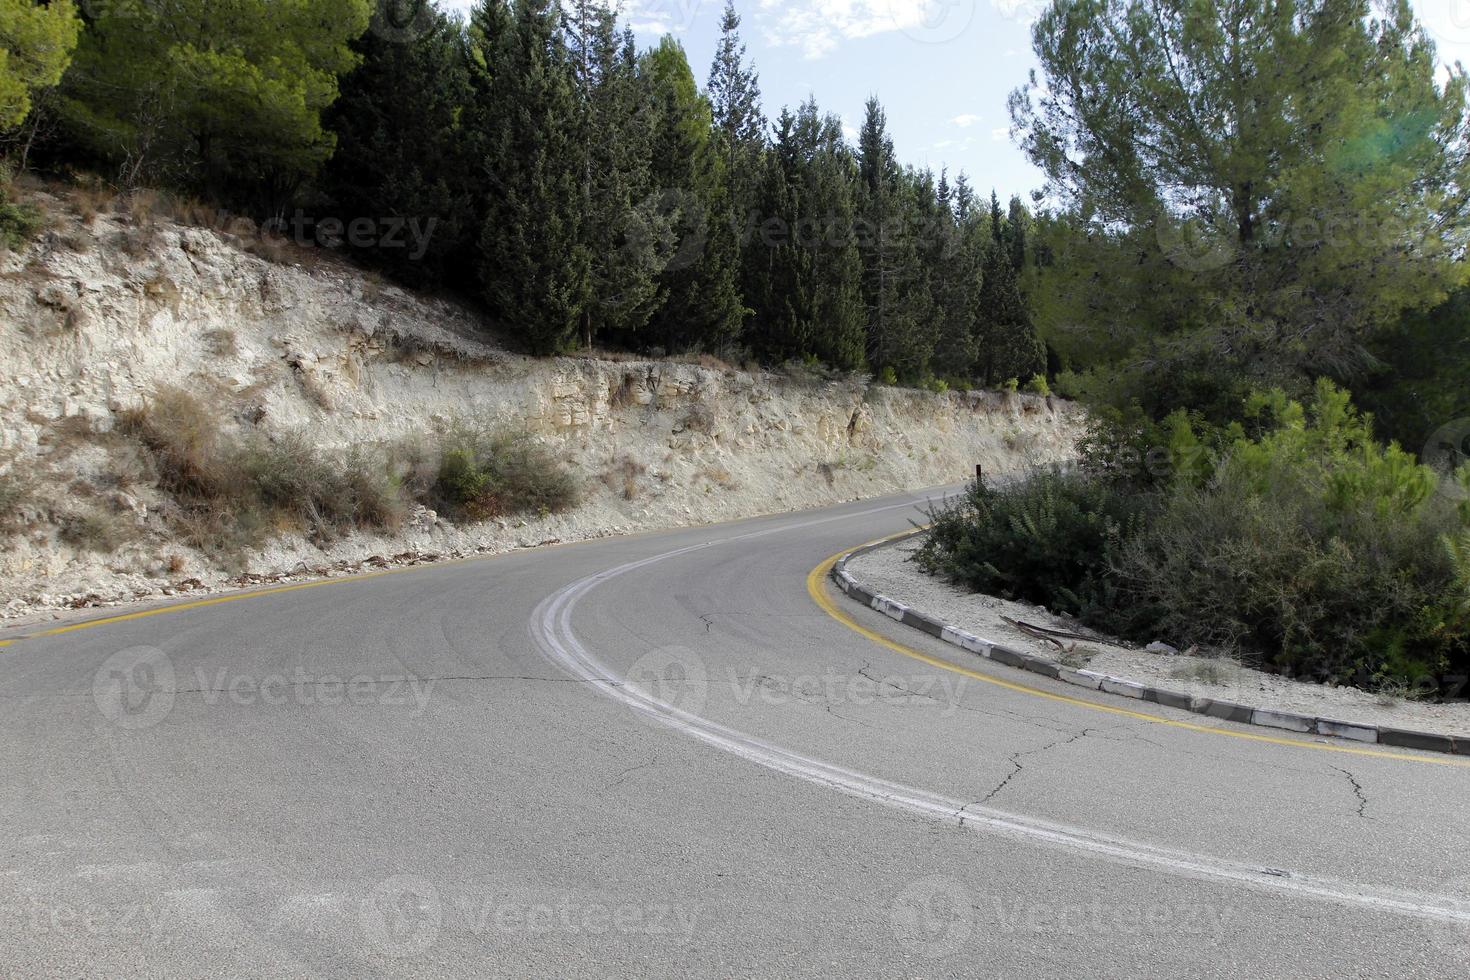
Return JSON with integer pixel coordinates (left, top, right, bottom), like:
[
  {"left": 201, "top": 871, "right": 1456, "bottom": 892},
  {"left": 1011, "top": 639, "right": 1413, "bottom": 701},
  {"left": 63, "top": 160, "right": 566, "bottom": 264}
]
[{"left": 529, "top": 498, "right": 1470, "bottom": 926}]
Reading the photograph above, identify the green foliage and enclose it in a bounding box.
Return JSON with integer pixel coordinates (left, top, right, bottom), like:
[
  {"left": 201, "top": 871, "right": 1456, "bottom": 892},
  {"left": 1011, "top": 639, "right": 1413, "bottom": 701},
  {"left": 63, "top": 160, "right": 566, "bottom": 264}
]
[
  {"left": 0, "top": 178, "right": 39, "bottom": 249},
  {"left": 742, "top": 99, "right": 867, "bottom": 369},
  {"left": 1014, "top": 0, "right": 1470, "bottom": 421},
  {"left": 928, "top": 382, "right": 1470, "bottom": 691},
  {"left": 1024, "top": 374, "right": 1049, "bottom": 397},
  {"left": 1159, "top": 381, "right": 1470, "bottom": 686},
  {"left": 1353, "top": 286, "right": 1470, "bottom": 454},
  {"left": 0, "top": 0, "right": 80, "bottom": 130},
  {"left": 640, "top": 35, "right": 744, "bottom": 353},
  {"left": 434, "top": 428, "right": 579, "bottom": 520},
  {"left": 473, "top": 0, "right": 589, "bottom": 354},
  {"left": 917, "top": 470, "right": 1153, "bottom": 630},
  {"left": 1002, "top": 377, "right": 1019, "bottom": 393},
  {"left": 60, "top": 0, "right": 370, "bottom": 200},
  {"left": 879, "top": 366, "right": 898, "bottom": 386},
  {"left": 319, "top": 1, "right": 475, "bottom": 287}
]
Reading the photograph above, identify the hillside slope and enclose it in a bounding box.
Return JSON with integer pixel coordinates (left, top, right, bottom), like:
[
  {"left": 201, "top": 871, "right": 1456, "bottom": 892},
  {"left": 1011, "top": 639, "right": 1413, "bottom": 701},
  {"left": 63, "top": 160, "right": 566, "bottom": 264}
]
[{"left": 0, "top": 191, "right": 1083, "bottom": 618}]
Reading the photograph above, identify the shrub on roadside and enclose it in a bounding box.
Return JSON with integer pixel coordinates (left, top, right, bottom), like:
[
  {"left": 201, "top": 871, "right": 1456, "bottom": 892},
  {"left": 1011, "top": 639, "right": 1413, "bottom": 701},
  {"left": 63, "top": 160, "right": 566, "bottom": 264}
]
[
  {"left": 920, "top": 380, "right": 1470, "bottom": 693},
  {"left": 121, "top": 387, "right": 408, "bottom": 553},
  {"left": 917, "top": 467, "right": 1154, "bottom": 631},
  {"left": 1116, "top": 382, "right": 1470, "bottom": 688},
  {"left": 434, "top": 427, "right": 579, "bottom": 520}
]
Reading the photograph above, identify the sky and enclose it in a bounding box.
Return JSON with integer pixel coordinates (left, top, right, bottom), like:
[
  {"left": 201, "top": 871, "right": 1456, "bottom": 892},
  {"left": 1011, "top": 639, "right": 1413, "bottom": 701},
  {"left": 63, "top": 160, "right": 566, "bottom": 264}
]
[{"left": 439, "top": 0, "right": 1470, "bottom": 200}]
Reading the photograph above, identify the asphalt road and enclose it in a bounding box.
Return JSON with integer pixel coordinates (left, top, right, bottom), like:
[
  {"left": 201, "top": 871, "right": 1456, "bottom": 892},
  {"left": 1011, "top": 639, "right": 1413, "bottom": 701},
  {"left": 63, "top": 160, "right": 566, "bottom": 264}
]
[{"left": 3, "top": 486, "right": 1470, "bottom": 978}]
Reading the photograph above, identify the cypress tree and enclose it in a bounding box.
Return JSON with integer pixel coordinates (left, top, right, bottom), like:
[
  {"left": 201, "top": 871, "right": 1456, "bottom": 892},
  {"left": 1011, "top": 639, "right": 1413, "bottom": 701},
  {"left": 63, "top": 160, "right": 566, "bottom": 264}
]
[{"left": 474, "top": 0, "right": 589, "bottom": 354}]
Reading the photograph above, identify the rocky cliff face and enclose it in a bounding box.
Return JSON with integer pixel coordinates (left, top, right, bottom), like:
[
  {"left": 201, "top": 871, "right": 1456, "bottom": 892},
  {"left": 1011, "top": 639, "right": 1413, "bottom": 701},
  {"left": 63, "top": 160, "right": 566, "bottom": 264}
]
[{"left": 0, "top": 192, "right": 1084, "bottom": 618}]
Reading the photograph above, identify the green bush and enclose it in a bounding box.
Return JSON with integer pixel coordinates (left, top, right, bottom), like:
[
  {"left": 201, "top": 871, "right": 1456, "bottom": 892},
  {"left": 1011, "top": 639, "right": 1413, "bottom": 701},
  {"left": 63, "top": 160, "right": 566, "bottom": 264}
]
[
  {"left": 434, "top": 428, "right": 579, "bottom": 520},
  {"left": 917, "top": 468, "right": 1154, "bottom": 631},
  {"left": 0, "top": 175, "right": 40, "bottom": 251},
  {"left": 1117, "top": 381, "right": 1470, "bottom": 687},
  {"left": 921, "top": 381, "right": 1470, "bottom": 693},
  {"left": 1024, "top": 373, "right": 1050, "bottom": 396}
]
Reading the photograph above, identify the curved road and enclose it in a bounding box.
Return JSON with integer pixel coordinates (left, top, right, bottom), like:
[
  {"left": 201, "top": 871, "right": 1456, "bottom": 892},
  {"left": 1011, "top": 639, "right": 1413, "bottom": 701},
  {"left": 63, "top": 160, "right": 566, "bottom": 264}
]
[{"left": 3, "top": 487, "right": 1470, "bottom": 977}]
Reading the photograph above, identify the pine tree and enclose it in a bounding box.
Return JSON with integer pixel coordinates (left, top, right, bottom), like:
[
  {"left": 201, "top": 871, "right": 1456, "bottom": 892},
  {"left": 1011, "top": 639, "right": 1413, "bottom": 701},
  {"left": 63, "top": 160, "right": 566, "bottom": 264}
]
[
  {"left": 976, "top": 191, "right": 1044, "bottom": 385},
  {"left": 563, "top": 4, "right": 659, "bottom": 347},
  {"left": 706, "top": 0, "right": 765, "bottom": 343},
  {"left": 474, "top": 0, "right": 589, "bottom": 354},
  {"left": 60, "top": 0, "right": 371, "bottom": 203},
  {"left": 929, "top": 170, "right": 980, "bottom": 380},
  {"left": 0, "top": 0, "right": 81, "bottom": 131},
  {"left": 634, "top": 37, "right": 746, "bottom": 354},
  {"left": 321, "top": 3, "right": 475, "bottom": 288},
  {"left": 706, "top": 1, "right": 764, "bottom": 155},
  {"left": 856, "top": 98, "right": 935, "bottom": 379}
]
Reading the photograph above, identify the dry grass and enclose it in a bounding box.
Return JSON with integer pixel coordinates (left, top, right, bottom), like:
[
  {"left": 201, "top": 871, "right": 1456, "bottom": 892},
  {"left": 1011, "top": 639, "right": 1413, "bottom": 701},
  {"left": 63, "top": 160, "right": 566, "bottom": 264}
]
[
  {"left": 602, "top": 456, "right": 647, "bottom": 501},
  {"left": 58, "top": 507, "right": 138, "bottom": 552},
  {"left": 65, "top": 179, "right": 118, "bottom": 223},
  {"left": 697, "top": 464, "right": 734, "bottom": 489},
  {"left": 119, "top": 386, "right": 408, "bottom": 555}
]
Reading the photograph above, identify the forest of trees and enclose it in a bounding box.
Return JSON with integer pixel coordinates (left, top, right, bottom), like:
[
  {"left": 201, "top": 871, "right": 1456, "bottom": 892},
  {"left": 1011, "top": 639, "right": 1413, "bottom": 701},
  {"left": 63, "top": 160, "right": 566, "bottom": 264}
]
[
  {"left": 7, "top": 0, "right": 1470, "bottom": 688},
  {"left": 0, "top": 0, "right": 1047, "bottom": 389}
]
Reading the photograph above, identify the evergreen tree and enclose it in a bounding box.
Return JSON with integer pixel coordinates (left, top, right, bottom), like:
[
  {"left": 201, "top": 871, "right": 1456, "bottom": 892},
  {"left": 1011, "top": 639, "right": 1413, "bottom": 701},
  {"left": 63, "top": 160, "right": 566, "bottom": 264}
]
[
  {"left": 320, "top": 2, "right": 475, "bottom": 288},
  {"left": 474, "top": 0, "right": 589, "bottom": 354},
  {"left": 743, "top": 100, "right": 863, "bottom": 367},
  {"left": 60, "top": 0, "right": 371, "bottom": 203},
  {"left": 1012, "top": 0, "right": 1470, "bottom": 415},
  {"left": 639, "top": 35, "right": 744, "bottom": 354},
  {"left": 563, "top": 3, "right": 659, "bottom": 347},
  {"left": 706, "top": 0, "right": 766, "bottom": 346},
  {"left": 0, "top": 0, "right": 80, "bottom": 131},
  {"left": 929, "top": 171, "right": 981, "bottom": 379},
  {"left": 856, "top": 98, "right": 935, "bottom": 379},
  {"left": 976, "top": 193, "right": 1045, "bottom": 385}
]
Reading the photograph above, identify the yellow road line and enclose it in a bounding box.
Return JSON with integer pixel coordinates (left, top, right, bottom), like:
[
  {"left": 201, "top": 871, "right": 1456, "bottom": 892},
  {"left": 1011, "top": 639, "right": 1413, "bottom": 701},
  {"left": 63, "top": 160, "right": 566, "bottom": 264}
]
[
  {"left": 807, "top": 547, "right": 1470, "bottom": 769},
  {"left": 3, "top": 548, "right": 524, "bottom": 645}
]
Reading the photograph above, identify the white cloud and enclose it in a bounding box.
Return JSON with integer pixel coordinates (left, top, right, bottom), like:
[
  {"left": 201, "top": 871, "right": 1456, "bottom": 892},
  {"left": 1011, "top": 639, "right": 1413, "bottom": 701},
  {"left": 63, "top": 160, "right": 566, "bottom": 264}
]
[
  {"left": 991, "top": 126, "right": 1009, "bottom": 142},
  {"left": 951, "top": 113, "right": 981, "bottom": 128},
  {"left": 617, "top": 0, "right": 704, "bottom": 34},
  {"left": 759, "top": 0, "right": 977, "bottom": 59}
]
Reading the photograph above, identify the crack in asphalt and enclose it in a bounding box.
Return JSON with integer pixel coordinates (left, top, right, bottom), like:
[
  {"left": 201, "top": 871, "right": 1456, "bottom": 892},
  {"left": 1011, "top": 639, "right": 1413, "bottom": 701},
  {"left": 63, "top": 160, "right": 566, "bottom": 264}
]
[
  {"left": 604, "top": 755, "right": 659, "bottom": 791},
  {"left": 976, "top": 728, "right": 1106, "bottom": 807},
  {"left": 1332, "top": 766, "right": 1370, "bottom": 819}
]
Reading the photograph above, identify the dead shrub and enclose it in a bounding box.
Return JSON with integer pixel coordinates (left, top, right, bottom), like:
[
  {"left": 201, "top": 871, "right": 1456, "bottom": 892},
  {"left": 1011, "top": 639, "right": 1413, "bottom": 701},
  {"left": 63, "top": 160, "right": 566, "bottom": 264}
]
[
  {"left": 66, "top": 178, "right": 117, "bottom": 223},
  {"left": 602, "top": 456, "right": 647, "bottom": 501},
  {"left": 0, "top": 471, "right": 32, "bottom": 531},
  {"left": 121, "top": 386, "right": 408, "bottom": 554},
  {"left": 59, "top": 508, "right": 137, "bottom": 552}
]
